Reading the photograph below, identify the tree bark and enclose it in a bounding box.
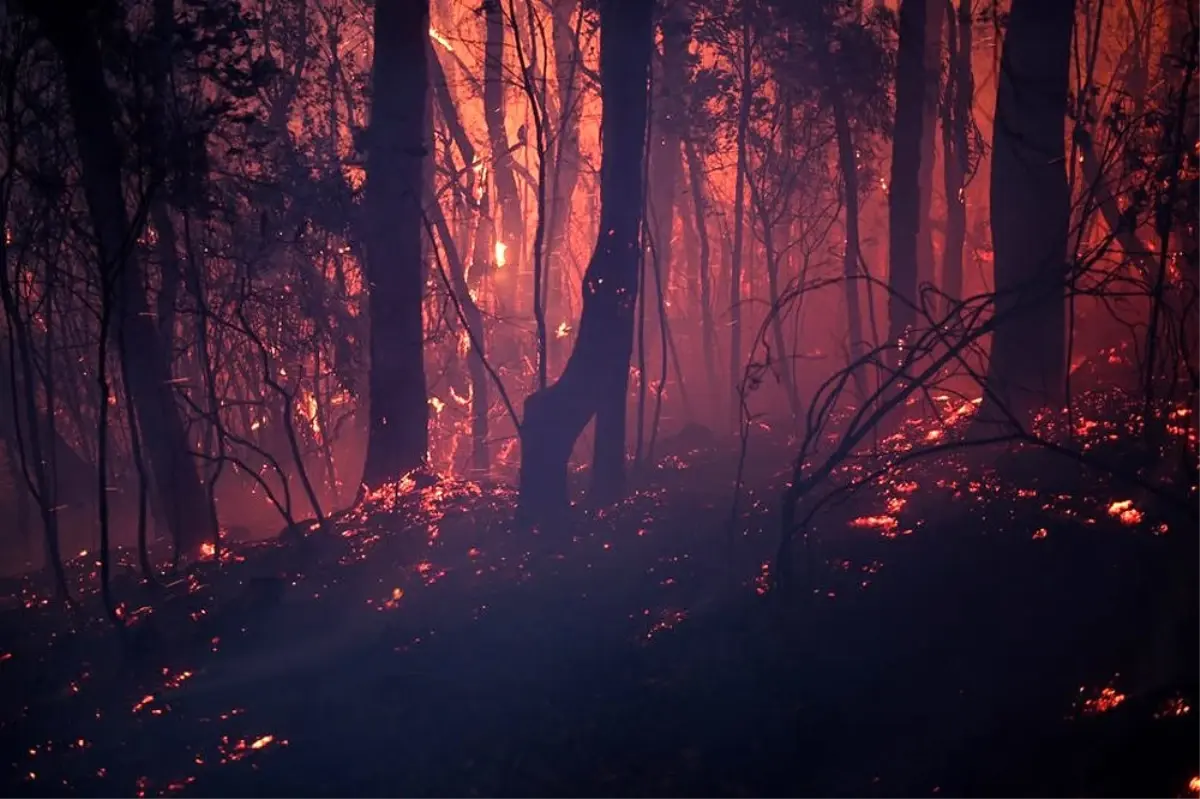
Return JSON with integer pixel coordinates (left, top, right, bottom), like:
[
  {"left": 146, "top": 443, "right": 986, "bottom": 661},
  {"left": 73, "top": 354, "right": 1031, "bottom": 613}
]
[
  {"left": 685, "top": 139, "right": 718, "bottom": 402},
  {"left": 361, "top": 0, "right": 431, "bottom": 485},
  {"left": 42, "top": 9, "right": 215, "bottom": 557},
  {"left": 483, "top": 0, "right": 523, "bottom": 313},
  {"left": 916, "top": 0, "right": 945, "bottom": 293},
  {"left": 729, "top": 0, "right": 751, "bottom": 427},
  {"left": 831, "top": 96, "right": 868, "bottom": 399},
  {"left": 546, "top": 0, "right": 583, "bottom": 339},
  {"left": 517, "top": 0, "right": 653, "bottom": 519},
  {"left": 940, "top": 0, "right": 973, "bottom": 308},
  {"left": 980, "top": 0, "right": 1074, "bottom": 422},
  {"left": 888, "top": 0, "right": 928, "bottom": 351},
  {"left": 649, "top": 0, "right": 688, "bottom": 317}
]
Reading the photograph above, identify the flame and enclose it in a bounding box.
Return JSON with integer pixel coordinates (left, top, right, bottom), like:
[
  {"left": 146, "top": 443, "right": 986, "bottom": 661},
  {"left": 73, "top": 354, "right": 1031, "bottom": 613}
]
[
  {"left": 494, "top": 241, "right": 507, "bottom": 268},
  {"left": 428, "top": 26, "right": 453, "bottom": 52},
  {"left": 199, "top": 542, "right": 216, "bottom": 559},
  {"left": 429, "top": 396, "right": 446, "bottom": 414},
  {"left": 555, "top": 321, "right": 571, "bottom": 339}
]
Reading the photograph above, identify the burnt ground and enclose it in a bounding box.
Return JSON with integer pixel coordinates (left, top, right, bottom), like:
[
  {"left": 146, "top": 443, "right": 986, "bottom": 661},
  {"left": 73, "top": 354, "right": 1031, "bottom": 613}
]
[{"left": 0, "top": 429, "right": 1196, "bottom": 798}]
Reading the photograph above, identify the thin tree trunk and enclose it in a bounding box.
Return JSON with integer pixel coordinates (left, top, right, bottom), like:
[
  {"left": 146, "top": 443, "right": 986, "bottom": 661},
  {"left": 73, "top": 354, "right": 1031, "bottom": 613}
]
[
  {"left": 649, "top": 0, "right": 688, "bottom": 325},
  {"left": 361, "top": 0, "right": 431, "bottom": 484},
  {"left": 748, "top": 177, "right": 801, "bottom": 422},
  {"left": 517, "top": 0, "right": 653, "bottom": 518},
  {"left": 831, "top": 96, "right": 868, "bottom": 399},
  {"left": 685, "top": 139, "right": 718, "bottom": 402},
  {"left": 42, "top": 9, "right": 215, "bottom": 558},
  {"left": 729, "top": 0, "right": 751, "bottom": 427}
]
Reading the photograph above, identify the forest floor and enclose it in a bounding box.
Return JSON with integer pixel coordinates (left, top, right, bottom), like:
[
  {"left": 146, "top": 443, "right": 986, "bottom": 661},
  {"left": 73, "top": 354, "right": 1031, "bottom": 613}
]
[{"left": 0, "top": 395, "right": 1197, "bottom": 797}]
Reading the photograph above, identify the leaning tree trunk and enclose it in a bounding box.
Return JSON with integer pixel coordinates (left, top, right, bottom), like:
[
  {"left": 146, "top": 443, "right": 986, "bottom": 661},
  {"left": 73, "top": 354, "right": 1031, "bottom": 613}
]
[
  {"left": 517, "top": 0, "right": 653, "bottom": 519},
  {"left": 42, "top": 10, "right": 215, "bottom": 558},
  {"left": 979, "top": 0, "right": 1074, "bottom": 424},
  {"left": 888, "top": 0, "right": 928, "bottom": 354},
  {"left": 361, "top": 0, "right": 431, "bottom": 485}
]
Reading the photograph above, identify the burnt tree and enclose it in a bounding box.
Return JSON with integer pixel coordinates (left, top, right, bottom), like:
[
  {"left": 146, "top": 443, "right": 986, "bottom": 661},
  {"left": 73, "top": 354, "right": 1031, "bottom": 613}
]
[
  {"left": 361, "top": 0, "right": 431, "bottom": 485},
  {"left": 517, "top": 0, "right": 653, "bottom": 518},
  {"left": 979, "top": 0, "right": 1074, "bottom": 422}
]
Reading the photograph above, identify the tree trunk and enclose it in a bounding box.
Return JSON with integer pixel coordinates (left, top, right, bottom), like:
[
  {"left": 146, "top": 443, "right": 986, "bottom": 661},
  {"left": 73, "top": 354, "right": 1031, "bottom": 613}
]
[
  {"left": 941, "top": 0, "right": 972, "bottom": 308},
  {"left": 748, "top": 177, "right": 801, "bottom": 422},
  {"left": 831, "top": 96, "right": 868, "bottom": 398},
  {"left": 483, "top": 0, "right": 523, "bottom": 314},
  {"left": 361, "top": 0, "right": 431, "bottom": 485},
  {"left": 888, "top": 0, "right": 928, "bottom": 351},
  {"left": 649, "top": 0, "right": 688, "bottom": 318},
  {"left": 729, "top": 0, "right": 751, "bottom": 426},
  {"left": 517, "top": 0, "right": 653, "bottom": 519},
  {"left": 547, "top": 0, "right": 582, "bottom": 336},
  {"left": 980, "top": 0, "right": 1074, "bottom": 422},
  {"left": 916, "top": 0, "right": 945, "bottom": 294},
  {"left": 685, "top": 139, "right": 718, "bottom": 403},
  {"left": 43, "top": 10, "right": 215, "bottom": 558}
]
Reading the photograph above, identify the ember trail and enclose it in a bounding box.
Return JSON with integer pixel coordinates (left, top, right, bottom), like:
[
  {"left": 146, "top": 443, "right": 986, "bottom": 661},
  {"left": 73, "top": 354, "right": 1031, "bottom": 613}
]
[{"left": 0, "top": 0, "right": 1195, "bottom": 796}]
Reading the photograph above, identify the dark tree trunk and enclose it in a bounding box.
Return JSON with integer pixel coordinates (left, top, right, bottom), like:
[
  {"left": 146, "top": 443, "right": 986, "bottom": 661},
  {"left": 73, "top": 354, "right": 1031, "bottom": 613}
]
[
  {"left": 729, "top": 0, "right": 751, "bottom": 426},
  {"left": 748, "top": 177, "right": 800, "bottom": 422},
  {"left": 916, "top": 0, "right": 945, "bottom": 294},
  {"left": 980, "top": 0, "right": 1074, "bottom": 422},
  {"left": 940, "top": 0, "right": 973, "bottom": 308},
  {"left": 517, "top": 0, "right": 653, "bottom": 519},
  {"left": 361, "top": 0, "right": 431, "bottom": 485},
  {"left": 888, "top": 0, "right": 928, "bottom": 350},
  {"left": 685, "top": 139, "right": 718, "bottom": 401},
  {"left": 831, "top": 96, "right": 868, "bottom": 398},
  {"left": 42, "top": 10, "right": 215, "bottom": 558},
  {"left": 649, "top": 0, "right": 688, "bottom": 316},
  {"left": 483, "top": 0, "right": 523, "bottom": 313}
]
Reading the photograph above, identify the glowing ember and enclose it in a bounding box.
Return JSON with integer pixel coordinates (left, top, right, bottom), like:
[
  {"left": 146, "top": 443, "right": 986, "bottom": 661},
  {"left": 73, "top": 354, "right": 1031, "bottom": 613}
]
[
  {"left": 1081, "top": 685, "right": 1126, "bottom": 715},
  {"left": 494, "top": 241, "right": 507, "bottom": 268},
  {"left": 850, "top": 515, "right": 899, "bottom": 534},
  {"left": 1106, "top": 499, "right": 1143, "bottom": 526},
  {"left": 1188, "top": 775, "right": 1199, "bottom": 795},
  {"left": 1154, "top": 695, "right": 1192, "bottom": 719},
  {"left": 199, "top": 542, "right": 216, "bottom": 559},
  {"left": 555, "top": 321, "right": 571, "bottom": 339},
  {"left": 1032, "top": 528, "right": 1048, "bottom": 539}
]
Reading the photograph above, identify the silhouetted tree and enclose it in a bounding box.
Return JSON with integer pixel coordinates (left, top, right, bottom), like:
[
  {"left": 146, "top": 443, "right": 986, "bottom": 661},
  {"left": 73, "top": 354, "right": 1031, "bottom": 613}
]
[
  {"left": 361, "top": 0, "right": 431, "bottom": 485},
  {"left": 518, "top": 0, "right": 654, "bottom": 518},
  {"left": 980, "top": 0, "right": 1075, "bottom": 421}
]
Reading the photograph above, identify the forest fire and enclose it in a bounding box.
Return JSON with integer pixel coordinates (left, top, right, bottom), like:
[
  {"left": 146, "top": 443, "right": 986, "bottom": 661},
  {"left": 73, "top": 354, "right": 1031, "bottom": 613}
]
[{"left": 0, "top": 0, "right": 1195, "bottom": 795}]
